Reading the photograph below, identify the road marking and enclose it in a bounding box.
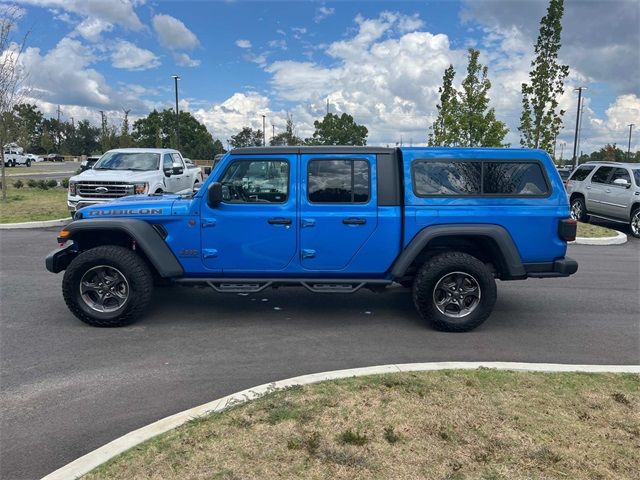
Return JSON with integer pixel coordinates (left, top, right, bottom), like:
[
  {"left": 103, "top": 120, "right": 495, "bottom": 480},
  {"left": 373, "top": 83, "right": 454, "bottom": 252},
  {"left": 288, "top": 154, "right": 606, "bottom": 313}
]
[{"left": 41, "top": 361, "right": 640, "bottom": 480}]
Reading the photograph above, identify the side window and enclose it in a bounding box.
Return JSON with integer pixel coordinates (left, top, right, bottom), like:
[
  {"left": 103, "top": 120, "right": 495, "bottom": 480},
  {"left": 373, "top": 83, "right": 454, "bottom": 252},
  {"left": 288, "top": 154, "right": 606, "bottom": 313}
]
[
  {"left": 162, "top": 154, "right": 173, "bottom": 170},
  {"left": 412, "top": 161, "right": 481, "bottom": 196},
  {"left": 171, "top": 153, "right": 184, "bottom": 167},
  {"left": 591, "top": 166, "right": 613, "bottom": 184},
  {"left": 568, "top": 165, "right": 595, "bottom": 181},
  {"left": 483, "top": 162, "right": 548, "bottom": 195},
  {"left": 610, "top": 168, "right": 630, "bottom": 185},
  {"left": 308, "top": 159, "right": 370, "bottom": 203},
  {"left": 219, "top": 160, "right": 289, "bottom": 203}
]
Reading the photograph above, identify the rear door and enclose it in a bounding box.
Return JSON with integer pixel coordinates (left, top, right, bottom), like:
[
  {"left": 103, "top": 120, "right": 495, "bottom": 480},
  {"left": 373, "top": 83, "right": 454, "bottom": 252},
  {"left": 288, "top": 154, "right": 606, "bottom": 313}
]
[
  {"left": 601, "top": 167, "right": 633, "bottom": 219},
  {"left": 586, "top": 166, "right": 613, "bottom": 215},
  {"left": 299, "top": 154, "right": 377, "bottom": 271},
  {"left": 200, "top": 154, "right": 297, "bottom": 272}
]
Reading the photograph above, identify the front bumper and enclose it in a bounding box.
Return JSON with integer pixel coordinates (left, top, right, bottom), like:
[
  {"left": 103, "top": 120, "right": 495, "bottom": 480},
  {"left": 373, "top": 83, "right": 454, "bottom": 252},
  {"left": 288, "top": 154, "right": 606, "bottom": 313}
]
[
  {"left": 67, "top": 199, "right": 107, "bottom": 213},
  {"left": 45, "top": 243, "right": 76, "bottom": 273},
  {"left": 524, "top": 257, "right": 579, "bottom": 278}
]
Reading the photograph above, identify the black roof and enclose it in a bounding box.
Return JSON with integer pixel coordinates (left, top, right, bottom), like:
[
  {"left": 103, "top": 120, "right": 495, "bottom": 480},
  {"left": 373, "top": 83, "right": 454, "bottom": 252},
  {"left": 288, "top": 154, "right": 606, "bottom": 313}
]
[{"left": 230, "top": 146, "right": 395, "bottom": 155}]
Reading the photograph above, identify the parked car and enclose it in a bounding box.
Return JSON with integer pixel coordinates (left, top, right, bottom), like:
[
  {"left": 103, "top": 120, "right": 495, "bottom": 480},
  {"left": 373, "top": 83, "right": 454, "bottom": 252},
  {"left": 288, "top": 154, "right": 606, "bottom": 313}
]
[
  {"left": 25, "top": 153, "right": 40, "bottom": 163},
  {"left": 67, "top": 148, "right": 203, "bottom": 214},
  {"left": 2, "top": 147, "right": 30, "bottom": 167},
  {"left": 556, "top": 166, "right": 572, "bottom": 186},
  {"left": 79, "top": 156, "right": 101, "bottom": 172},
  {"left": 46, "top": 153, "right": 64, "bottom": 162},
  {"left": 566, "top": 161, "right": 640, "bottom": 238},
  {"left": 47, "top": 147, "right": 578, "bottom": 331}
]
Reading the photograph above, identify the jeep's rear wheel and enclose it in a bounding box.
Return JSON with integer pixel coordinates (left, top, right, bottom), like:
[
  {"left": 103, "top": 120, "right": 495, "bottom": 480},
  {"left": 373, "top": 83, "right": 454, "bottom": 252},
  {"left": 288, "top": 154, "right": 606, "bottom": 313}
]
[
  {"left": 570, "top": 197, "right": 588, "bottom": 222},
  {"left": 413, "top": 252, "right": 496, "bottom": 332},
  {"left": 62, "top": 246, "right": 153, "bottom": 327}
]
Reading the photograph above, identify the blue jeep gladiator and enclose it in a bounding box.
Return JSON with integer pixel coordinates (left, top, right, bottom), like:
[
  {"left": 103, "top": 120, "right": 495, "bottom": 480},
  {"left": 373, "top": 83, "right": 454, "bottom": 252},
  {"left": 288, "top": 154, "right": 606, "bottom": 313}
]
[{"left": 46, "top": 147, "right": 578, "bottom": 332}]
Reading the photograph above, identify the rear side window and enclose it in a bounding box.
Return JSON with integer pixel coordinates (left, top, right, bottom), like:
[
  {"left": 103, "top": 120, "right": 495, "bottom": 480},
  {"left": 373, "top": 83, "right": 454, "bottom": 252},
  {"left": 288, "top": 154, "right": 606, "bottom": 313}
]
[
  {"left": 569, "top": 165, "right": 594, "bottom": 181},
  {"left": 483, "top": 162, "right": 548, "bottom": 195},
  {"left": 412, "top": 161, "right": 481, "bottom": 196},
  {"left": 308, "top": 159, "right": 370, "bottom": 203},
  {"left": 591, "top": 166, "right": 613, "bottom": 184},
  {"left": 610, "top": 168, "right": 631, "bottom": 184}
]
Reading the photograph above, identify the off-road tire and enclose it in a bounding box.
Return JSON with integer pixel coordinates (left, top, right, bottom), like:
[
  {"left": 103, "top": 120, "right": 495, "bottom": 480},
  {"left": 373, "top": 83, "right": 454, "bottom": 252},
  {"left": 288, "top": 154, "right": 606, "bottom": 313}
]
[
  {"left": 413, "top": 251, "right": 496, "bottom": 332},
  {"left": 62, "top": 246, "right": 153, "bottom": 327},
  {"left": 570, "top": 196, "right": 588, "bottom": 222},
  {"left": 630, "top": 206, "right": 640, "bottom": 239}
]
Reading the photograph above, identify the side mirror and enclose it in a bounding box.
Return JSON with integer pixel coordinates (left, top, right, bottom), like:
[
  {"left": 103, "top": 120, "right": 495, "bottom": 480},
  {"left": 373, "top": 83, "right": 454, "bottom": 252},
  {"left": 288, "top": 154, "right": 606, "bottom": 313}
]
[
  {"left": 163, "top": 167, "right": 172, "bottom": 177},
  {"left": 207, "top": 182, "right": 223, "bottom": 207},
  {"left": 172, "top": 165, "right": 184, "bottom": 175},
  {"left": 204, "top": 166, "right": 212, "bottom": 175},
  {"left": 613, "top": 178, "right": 631, "bottom": 188}
]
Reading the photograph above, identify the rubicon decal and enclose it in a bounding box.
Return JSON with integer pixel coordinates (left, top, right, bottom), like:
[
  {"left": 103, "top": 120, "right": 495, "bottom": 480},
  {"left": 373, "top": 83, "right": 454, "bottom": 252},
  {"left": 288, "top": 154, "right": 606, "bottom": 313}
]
[{"left": 88, "top": 209, "right": 163, "bottom": 216}]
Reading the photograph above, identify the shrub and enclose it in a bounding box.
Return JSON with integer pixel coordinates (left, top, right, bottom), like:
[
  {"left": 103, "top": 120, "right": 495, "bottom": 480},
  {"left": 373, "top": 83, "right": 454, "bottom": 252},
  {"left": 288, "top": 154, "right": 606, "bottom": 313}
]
[
  {"left": 37, "top": 179, "right": 49, "bottom": 190},
  {"left": 338, "top": 429, "right": 368, "bottom": 446},
  {"left": 383, "top": 426, "right": 400, "bottom": 444},
  {"left": 61, "top": 178, "right": 69, "bottom": 188},
  {"left": 13, "top": 179, "right": 24, "bottom": 189},
  {"left": 27, "top": 179, "right": 38, "bottom": 188},
  {"left": 47, "top": 179, "right": 58, "bottom": 188}
]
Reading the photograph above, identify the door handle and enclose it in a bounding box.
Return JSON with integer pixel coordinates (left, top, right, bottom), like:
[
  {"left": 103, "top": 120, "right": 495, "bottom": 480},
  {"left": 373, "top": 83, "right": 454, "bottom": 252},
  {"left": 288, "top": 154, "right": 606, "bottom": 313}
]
[
  {"left": 268, "top": 217, "right": 292, "bottom": 225},
  {"left": 343, "top": 217, "right": 366, "bottom": 225},
  {"left": 586, "top": 186, "right": 591, "bottom": 189}
]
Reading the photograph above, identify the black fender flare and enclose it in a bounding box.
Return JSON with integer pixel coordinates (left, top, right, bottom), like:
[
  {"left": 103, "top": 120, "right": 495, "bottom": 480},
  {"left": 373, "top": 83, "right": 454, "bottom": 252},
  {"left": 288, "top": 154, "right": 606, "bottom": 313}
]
[
  {"left": 62, "top": 218, "right": 184, "bottom": 277},
  {"left": 390, "top": 224, "right": 526, "bottom": 279}
]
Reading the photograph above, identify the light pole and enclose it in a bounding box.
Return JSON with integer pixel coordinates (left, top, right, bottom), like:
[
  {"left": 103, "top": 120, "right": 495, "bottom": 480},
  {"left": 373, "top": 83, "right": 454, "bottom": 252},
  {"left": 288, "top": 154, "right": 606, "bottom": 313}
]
[
  {"left": 262, "top": 115, "right": 266, "bottom": 146},
  {"left": 628, "top": 124, "right": 635, "bottom": 161},
  {"left": 172, "top": 75, "right": 181, "bottom": 150},
  {"left": 572, "top": 87, "right": 586, "bottom": 170},
  {"left": 560, "top": 141, "right": 566, "bottom": 164}
]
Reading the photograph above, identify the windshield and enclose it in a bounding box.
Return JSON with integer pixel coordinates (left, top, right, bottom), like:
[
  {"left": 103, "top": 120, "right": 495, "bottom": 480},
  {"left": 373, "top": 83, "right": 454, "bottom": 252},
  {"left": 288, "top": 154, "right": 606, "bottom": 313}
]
[{"left": 94, "top": 152, "right": 160, "bottom": 171}]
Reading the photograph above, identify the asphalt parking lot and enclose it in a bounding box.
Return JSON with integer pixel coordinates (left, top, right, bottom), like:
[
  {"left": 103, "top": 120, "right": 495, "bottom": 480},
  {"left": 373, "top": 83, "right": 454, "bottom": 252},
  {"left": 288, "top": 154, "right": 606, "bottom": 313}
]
[
  {"left": 4, "top": 161, "right": 78, "bottom": 181},
  {"left": 0, "top": 228, "right": 638, "bottom": 480}
]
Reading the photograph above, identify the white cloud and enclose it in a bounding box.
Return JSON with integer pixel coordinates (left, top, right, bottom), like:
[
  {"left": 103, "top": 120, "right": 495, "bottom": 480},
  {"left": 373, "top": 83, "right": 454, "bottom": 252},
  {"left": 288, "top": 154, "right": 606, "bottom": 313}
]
[
  {"left": 268, "top": 39, "right": 287, "bottom": 50},
  {"left": 235, "top": 39, "right": 252, "bottom": 49},
  {"left": 314, "top": 4, "right": 335, "bottom": 23},
  {"left": 173, "top": 52, "right": 200, "bottom": 67},
  {"left": 19, "top": 0, "right": 144, "bottom": 30},
  {"left": 152, "top": 14, "right": 199, "bottom": 50},
  {"left": 110, "top": 40, "right": 160, "bottom": 71},
  {"left": 74, "top": 17, "right": 113, "bottom": 42}
]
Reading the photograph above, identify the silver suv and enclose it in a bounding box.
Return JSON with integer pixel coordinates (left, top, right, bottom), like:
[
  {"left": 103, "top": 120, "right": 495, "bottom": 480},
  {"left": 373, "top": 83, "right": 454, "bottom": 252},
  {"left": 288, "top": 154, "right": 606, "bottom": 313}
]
[{"left": 566, "top": 162, "right": 640, "bottom": 238}]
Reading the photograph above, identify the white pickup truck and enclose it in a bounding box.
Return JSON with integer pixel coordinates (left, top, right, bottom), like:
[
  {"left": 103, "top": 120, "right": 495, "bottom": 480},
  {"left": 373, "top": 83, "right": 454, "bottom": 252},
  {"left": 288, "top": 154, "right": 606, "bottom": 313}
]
[
  {"left": 67, "top": 148, "right": 203, "bottom": 214},
  {"left": 2, "top": 145, "right": 30, "bottom": 167}
]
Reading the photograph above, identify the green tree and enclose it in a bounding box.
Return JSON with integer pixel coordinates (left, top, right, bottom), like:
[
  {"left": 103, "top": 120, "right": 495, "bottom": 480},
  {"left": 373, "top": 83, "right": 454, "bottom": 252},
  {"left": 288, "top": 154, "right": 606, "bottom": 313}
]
[
  {"left": 457, "top": 49, "right": 509, "bottom": 147},
  {"left": 519, "top": 0, "right": 569, "bottom": 152},
  {"left": 212, "top": 139, "right": 226, "bottom": 155},
  {"left": 39, "top": 124, "right": 54, "bottom": 153},
  {"left": 119, "top": 110, "right": 132, "bottom": 148},
  {"left": 12, "top": 103, "right": 43, "bottom": 151},
  {"left": 306, "top": 112, "right": 368, "bottom": 145},
  {"left": 428, "top": 65, "right": 459, "bottom": 146},
  {"left": 229, "top": 126, "right": 264, "bottom": 148},
  {"left": 270, "top": 113, "right": 302, "bottom": 146}
]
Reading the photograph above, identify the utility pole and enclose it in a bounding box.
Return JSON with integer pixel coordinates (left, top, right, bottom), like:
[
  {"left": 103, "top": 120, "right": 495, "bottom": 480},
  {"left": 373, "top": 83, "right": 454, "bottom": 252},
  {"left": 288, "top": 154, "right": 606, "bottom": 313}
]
[
  {"left": 262, "top": 115, "right": 266, "bottom": 146},
  {"left": 172, "top": 75, "right": 181, "bottom": 150},
  {"left": 326, "top": 98, "right": 329, "bottom": 115},
  {"left": 628, "top": 124, "right": 635, "bottom": 161},
  {"left": 576, "top": 96, "right": 585, "bottom": 165},
  {"left": 56, "top": 105, "right": 62, "bottom": 149},
  {"left": 571, "top": 87, "right": 586, "bottom": 170},
  {"left": 272, "top": 124, "right": 275, "bottom": 144},
  {"left": 560, "top": 141, "right": 565, "bottom": 164}
]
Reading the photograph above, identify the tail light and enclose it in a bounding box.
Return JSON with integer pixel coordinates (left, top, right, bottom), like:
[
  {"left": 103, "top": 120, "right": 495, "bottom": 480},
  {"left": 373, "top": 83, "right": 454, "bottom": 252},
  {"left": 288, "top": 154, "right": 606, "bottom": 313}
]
[{"left": 559, "top": 218, "right": 577, "bottom": 242}]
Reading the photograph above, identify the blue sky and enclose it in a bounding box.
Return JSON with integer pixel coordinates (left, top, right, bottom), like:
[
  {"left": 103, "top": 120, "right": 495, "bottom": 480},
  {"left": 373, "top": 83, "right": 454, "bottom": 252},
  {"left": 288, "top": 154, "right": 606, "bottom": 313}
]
[{"left": 8, "top": 0, "right": 640, "bottom": 152}]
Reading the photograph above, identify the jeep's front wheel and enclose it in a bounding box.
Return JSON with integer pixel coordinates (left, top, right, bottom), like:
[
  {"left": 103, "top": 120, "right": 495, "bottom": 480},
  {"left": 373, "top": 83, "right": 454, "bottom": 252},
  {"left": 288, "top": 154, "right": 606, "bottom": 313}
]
[
  {"left": 413, "top": 252, "right": 496, "bottom": 332},
  {"left": 62, "top": 246, "right": 153, "bottom": 327}
]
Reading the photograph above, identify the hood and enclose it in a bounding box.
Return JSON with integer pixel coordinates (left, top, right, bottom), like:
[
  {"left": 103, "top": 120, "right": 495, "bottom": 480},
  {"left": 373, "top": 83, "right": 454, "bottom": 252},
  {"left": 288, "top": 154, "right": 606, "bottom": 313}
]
[
  {"left": 78, "top": 194, "right": 179, "bottom": 219},
  {"left": 70, "top": 169, "right": 157, "bottom": 182}
]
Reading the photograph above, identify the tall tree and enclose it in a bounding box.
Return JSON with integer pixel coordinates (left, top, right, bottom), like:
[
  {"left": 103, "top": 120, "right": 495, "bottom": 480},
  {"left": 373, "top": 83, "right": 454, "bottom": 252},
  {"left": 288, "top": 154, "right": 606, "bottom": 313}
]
[
  {"left": 229, "top": 126, "right": 263, "bottom": 148},
  {"left": 306, "top": 112, "right": 368, "bottom": 145},
  {"left": 119, "top": 109, "right": 132, "bottom": 148},
  {"left": 457, "top": 49, "right": 509, "bottom": 147},
  {"left": 428, "top": 65, "right": 459, "bottom": 146},
  {"left": 519, "top": 0, "right": 569, "bottom": 153},
  {"left": 0, "top": 5, "right": 28, "bottom": 200},
  {"left": 270, "top": 113, "right": 302, "bottom": 146}
]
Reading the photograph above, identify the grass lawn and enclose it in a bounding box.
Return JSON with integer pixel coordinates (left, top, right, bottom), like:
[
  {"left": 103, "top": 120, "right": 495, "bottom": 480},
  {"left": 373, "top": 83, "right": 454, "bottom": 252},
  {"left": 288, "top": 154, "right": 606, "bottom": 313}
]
[
  {"left": 85, "top": 370, "right": 639, "bottom": 480},
  {"left": 0, "top": 186, "right": 69, "bottom": 223},
  {"left": 576, "top": 222, "right": 618, "bottom": 238}
]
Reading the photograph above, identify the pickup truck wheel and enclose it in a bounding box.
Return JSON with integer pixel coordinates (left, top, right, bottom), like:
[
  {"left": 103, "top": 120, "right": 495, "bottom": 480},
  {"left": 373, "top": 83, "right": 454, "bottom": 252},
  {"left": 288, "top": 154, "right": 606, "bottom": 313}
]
[
  {"left": 62, "top": 246, "right": 153, "bottom": 327},
  {"left": 413, "top": 252, "right": 496, "bottom": 332},
  {"left": 570, "top": 197, "right": 588, "bottom": 222}
]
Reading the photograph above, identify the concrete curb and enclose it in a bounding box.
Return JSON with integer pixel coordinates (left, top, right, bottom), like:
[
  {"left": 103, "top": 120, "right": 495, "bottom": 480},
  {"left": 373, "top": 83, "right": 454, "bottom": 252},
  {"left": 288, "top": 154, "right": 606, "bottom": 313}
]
[
  {"left": 570, "top": 230, "right": 627, "bottom": 245},
  {"left": 41, "top": 361, "right": 640, "bottom": 480},
  {"left": 0, "top": 218, "right": 69, "bottom": 230}
]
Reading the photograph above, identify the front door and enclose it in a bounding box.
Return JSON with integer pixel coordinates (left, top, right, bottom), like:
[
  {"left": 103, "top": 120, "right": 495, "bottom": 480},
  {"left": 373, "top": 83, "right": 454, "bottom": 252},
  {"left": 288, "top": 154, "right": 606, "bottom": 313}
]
[
  {"left": 200, "top": 155, "right": 297, "bottom": 272},
  {"left": 299, "top": 154, "right": 377, "bottom": 271},
  {"left": 162, "top": 153, "right": 182, "bottom": 192}
]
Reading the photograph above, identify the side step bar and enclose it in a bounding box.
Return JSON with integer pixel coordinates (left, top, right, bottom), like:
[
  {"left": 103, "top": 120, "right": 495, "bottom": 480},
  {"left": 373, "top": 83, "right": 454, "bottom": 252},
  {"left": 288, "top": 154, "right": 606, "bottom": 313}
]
[{"left": 175, "top": 278, "right": 391, "bottom": 294}]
